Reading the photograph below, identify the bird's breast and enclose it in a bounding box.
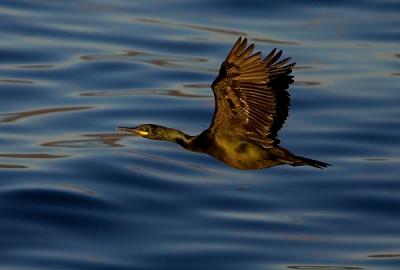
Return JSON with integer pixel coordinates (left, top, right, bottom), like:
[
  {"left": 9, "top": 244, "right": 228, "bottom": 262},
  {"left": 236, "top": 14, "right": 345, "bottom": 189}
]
[{"left": 211, "top": 136, "right": 269, "bottom": 169}]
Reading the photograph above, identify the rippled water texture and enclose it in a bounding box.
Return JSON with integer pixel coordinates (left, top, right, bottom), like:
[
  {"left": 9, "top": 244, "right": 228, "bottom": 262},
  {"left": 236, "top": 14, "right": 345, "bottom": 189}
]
[{"left": 1, "top": 1, "right": 399, "bottom": 269}]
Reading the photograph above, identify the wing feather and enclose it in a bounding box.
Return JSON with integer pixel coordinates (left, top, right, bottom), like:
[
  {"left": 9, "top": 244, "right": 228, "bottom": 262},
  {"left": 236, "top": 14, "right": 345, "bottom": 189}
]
[{"left": 210, "top": 37, "right": 295, "bottom": 148}]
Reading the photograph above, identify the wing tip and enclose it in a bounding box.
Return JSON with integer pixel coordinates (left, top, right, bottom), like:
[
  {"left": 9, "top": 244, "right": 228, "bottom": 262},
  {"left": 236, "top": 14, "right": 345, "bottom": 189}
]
[{"left": 223, "top": 37, "right": 296, "bottom": 79}]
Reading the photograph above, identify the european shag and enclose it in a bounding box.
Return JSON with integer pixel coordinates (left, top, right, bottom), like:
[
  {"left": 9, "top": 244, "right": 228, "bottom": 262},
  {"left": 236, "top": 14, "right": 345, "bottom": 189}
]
[{"left": 118, "top": 37, "right": 329, "bottom": 169}]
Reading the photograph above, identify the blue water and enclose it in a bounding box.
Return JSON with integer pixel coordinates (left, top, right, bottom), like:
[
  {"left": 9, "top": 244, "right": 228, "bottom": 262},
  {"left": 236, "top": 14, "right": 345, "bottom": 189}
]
[{"left": 1, "top": 1, "right": 399, "bottom": 269}]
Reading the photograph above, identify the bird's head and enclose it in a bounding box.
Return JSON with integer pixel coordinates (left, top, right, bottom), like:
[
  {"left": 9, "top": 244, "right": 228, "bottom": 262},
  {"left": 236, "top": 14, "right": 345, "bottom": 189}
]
[{"left": 117, "top": 124, "right": 166, "bottom": 140}]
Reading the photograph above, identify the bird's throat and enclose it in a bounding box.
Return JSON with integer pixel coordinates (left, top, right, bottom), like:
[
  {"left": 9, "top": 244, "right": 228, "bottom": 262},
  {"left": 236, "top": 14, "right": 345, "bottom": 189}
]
[{"left": 153, "top": 127, "right": 194, "bottom": 149}]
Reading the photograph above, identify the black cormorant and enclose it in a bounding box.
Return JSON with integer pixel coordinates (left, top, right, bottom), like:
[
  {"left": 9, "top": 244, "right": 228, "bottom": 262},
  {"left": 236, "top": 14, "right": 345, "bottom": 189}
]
[{"left": 118, "top": 37, "right": 329, "bottom": 170}]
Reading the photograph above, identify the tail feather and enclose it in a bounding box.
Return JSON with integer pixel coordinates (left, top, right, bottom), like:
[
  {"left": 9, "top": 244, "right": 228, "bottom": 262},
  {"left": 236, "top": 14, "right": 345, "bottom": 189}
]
[{"left": 292, "top": 155, "right": 331, "bottom": 169}]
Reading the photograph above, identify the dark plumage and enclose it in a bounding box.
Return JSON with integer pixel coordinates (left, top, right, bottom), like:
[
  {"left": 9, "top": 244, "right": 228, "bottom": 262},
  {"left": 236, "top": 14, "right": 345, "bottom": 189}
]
[{"left": 118, "top": 37, "right": 330, "bottom": 169}]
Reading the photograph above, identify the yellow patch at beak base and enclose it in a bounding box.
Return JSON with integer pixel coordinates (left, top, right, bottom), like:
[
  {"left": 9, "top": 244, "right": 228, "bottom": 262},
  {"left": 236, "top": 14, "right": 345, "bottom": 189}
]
[{"left": 136, "top": 131, "right": 149, "bottom": 136}]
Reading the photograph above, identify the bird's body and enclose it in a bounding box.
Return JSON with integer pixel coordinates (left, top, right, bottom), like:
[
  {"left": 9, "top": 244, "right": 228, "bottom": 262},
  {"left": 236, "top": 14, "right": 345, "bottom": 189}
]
[
  {"left": 191, "top": 130, "right": 284, "bottom": 170},
  {"left": 118, "top": 37, "right": 329, "bottom": 169}
]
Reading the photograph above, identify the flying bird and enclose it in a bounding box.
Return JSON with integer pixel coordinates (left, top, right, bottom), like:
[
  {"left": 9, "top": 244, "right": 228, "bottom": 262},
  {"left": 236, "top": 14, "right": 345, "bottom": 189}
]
[{"left": 118, "top": 37, "right": 329, "bottom": 169}]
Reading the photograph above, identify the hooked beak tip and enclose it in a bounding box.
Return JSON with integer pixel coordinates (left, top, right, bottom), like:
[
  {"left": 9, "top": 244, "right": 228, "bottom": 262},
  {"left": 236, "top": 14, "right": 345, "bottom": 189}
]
[{"left": 117, "top": 126, "right": 134, "bottom": 133}]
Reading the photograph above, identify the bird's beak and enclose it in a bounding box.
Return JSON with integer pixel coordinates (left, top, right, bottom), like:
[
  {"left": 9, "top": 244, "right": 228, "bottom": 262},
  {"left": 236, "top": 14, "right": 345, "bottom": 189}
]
[{"left": 117, "top": 127, "right": 149, "bottom": 136}]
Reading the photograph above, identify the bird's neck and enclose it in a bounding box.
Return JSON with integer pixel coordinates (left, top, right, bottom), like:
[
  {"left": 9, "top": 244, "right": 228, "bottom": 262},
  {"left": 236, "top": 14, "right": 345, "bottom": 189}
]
[{"left": 155, "top": 127, "right": 195, "bottom": 148}]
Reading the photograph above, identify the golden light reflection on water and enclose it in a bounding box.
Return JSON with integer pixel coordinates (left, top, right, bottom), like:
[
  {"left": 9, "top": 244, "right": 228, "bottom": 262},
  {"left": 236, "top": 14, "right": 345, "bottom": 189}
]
[
  {"left": 80, "top": 88, "right": 210, "bottom": 98},
  {"left": 80, "top": 50, "right": 144, "bottom": 61},
  {"left": 16, "top": 64, "right": 55, "bottom": 69},
  {"left": 61, "top": 184, "right": 97, "bottom": 196},
  {"left": 0, "top": 153, "right": 68, "bottom": 159},
  {"left": 368, "top": 254, "right": 400, "bottom": 258},
  {"left": 134, "top": 17, "right": 301, "bottom": 46},
  {"left": 0, "top": 106, "right": 92, "bottom": 123},
  {"left": 135, "top": 17, "right": 246, "bottom": 36},
  {"left": 296, "top": 80, "right": 322, "bottom": 86},
  {"left": 252, "top": 37, "right": 300, "bottom": 45},
  {"left": 0, "top": 154, "right": 69, "bottom": 170},
  {"left": 80, "top": 49, "right": 212, "bottom": 72},
  {"left": 0, "top": 164, "right": 27, "bottom": 169},
  {"left": 0, "top": 79, "right": 35, "bottom": 84},
  {"left": 41, "top": 133, "right": 127, "bottom": 148}
]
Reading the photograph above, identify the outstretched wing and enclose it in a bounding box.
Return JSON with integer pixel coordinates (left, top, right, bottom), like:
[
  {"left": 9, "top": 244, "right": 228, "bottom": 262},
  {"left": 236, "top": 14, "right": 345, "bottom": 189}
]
[{"left": 210, "top": 37, "right": 295, "bottom": 148}]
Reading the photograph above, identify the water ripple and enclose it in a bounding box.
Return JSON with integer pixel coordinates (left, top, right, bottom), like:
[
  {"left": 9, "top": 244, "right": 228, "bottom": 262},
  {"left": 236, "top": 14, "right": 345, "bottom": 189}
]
[
  {"left": 1, "top": 1, "right": 400, "bottom": 270},
  {"left": 0, "top": 106, "right": 92, "bottom": 123}
]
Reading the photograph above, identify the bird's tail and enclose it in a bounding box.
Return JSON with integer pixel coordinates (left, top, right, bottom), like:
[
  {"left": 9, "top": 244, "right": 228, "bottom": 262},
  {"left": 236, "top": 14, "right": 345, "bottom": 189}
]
[{"left": 292, "top": 155, "right": 331, "bottom": 169}]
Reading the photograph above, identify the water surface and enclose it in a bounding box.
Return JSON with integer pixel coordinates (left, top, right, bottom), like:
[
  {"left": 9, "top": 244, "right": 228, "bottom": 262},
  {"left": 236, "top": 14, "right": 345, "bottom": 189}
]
[{"left": 1, "top": 1, "right": 400, "bottom": 269}]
